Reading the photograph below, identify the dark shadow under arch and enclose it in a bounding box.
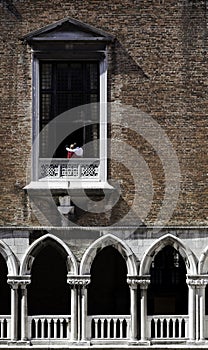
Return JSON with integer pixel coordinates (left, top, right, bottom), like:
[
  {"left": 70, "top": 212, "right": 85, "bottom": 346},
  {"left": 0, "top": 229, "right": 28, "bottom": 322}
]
[
  {"left": 28, "top": 245, "right": 70, "bottom": 315},
  {"left": 88, "top": 246, "right": 130, "bottom": 315},
  {"left": 147, "top": 245, "right": 188, "bottom": 315},
  {"left": 0, "top": 253, "right": 10, "bottom": 315}
]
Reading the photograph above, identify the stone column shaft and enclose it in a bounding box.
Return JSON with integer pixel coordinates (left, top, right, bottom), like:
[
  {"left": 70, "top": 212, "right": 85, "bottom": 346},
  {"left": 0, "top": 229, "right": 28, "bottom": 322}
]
[{"left": 10, "top": 284, "right": 18, "bottom": 341}]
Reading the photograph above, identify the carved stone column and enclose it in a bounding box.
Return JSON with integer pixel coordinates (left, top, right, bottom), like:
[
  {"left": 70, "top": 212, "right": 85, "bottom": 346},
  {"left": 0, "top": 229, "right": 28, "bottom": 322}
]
[
  {"left": 127, "top": 276, "right": 140, "bottom": 342},
  {"left": 138, "top": 277, "right": 151, "bottom": 343},
  {"left": 80, "top": 277, "right": 90, "bottom": 342},
  {"left": 7, "top": 278, "right": 19, "bottom": 342},
  {"left": 68, "top": 276, "right": 90, "bottom": 343},
  {"left": 20, "top": 278, "right": 31, "bottom": 341},
  {"left": 67, "top": 276, "right": 80, "bottom": 342},
  {"left": 187, "top": 276, "right": 208, "bottom": 342},
  {"left": 186, "top": 276, "right": 197, "bottom": 341}
]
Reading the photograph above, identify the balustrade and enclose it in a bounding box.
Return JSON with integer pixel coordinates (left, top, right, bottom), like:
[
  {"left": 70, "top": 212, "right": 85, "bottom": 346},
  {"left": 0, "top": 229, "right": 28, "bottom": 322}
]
[
  {"left": 147, "top": 315, "right": 188, "bottom": 340},
  {"left": 87, "top": 315, "right": 130, "bottom": 340},
  {"left": 39, "top": 158, "right": 100, "bottom": 179},
  {"left": 28, "top": 316, "right": 71, "bottom": 340}
]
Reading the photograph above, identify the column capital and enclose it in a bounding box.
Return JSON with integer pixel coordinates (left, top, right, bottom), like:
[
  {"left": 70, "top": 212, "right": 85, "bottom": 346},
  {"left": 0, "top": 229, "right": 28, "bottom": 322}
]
[
  {"left": 127, "top": 275, "right": 151, "bottom": 289},
  {"left": 186, "top": 275, "right": 208, "bottom": 287},
  {"left": 7, "top": 276, "right": 31, "bottom": 289},
  {"left": 67, "top": 275, "right": 91, "bottom": 287}
]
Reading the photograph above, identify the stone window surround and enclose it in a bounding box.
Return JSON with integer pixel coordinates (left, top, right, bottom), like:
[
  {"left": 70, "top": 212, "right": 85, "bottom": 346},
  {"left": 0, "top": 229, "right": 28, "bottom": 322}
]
[{"left": 22, "top": 18, "right": 114, "bottom": 191}]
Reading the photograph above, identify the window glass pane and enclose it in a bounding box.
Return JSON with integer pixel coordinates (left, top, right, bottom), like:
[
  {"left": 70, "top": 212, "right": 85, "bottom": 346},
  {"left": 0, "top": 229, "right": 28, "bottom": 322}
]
[
  {"left": 56, "top": 63, "right": 68, "bottom": 91},
  {"left": 41, "top": 64, "right": 52, "bottom": 90},
  {"left": 40, "top": 93, "right": 52, "bottom": 127},
  {"left": 56, "top": 93, "right": 70, "bottom": 115},
  {"left": 86, "top": 63, "right": 98, "bottom": 91},
  {"left": 70, "top": 63, "right": 83, "bottom": 91},
  {"left": 39, "top": 61, "right": 99, "bottom": 158}
]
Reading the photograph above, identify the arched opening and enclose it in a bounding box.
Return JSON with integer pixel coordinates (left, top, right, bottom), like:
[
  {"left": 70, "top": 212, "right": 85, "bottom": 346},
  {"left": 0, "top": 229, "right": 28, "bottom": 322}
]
[
  {"left": 88, "top": 246, "right": 130, "bottom": 315},
  {"left": 147, "top": 245, "right": 188, "bottom": 315},
  {"left": 28, "top": 245, "right": 70, "bottom": 315},
  {"left": 0, "top": 253, "right": 10, "bottom": 315}
]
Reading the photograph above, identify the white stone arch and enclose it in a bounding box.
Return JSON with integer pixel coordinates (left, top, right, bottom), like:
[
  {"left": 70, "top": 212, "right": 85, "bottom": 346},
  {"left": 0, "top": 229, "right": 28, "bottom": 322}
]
[
  {"left": 198, "top": 246, "right": 208, "bottom": 274},
  {"left": 80, "top": 233, "right": 137, "bottom": 276},
  {"left": 20, "top": 233, "right": 78, "bottom": 276},
  {"left": 139, "top": 233, "right": 197, "bottom": 276},
  {"left": 0, "top": 240, "right": 18, "bottom": 276}
]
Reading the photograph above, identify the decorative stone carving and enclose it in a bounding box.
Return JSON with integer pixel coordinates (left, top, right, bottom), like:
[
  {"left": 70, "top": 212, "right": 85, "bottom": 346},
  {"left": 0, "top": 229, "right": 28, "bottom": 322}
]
[
  {"left": 127, "top": 275, "right": 151, "bottom": 289},
  {"left": 186, "top": 275, "right": 208, "bottom": 287},
  {"left": 7, "top": 276, "right": 31, "bottom": 289},
  {"left": 67, "top": 275, "right": 91, "bottom": 286}
]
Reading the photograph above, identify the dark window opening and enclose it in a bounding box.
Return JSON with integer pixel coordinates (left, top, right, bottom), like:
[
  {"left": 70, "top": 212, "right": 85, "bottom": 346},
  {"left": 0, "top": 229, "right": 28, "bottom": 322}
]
[
  {"left": 147, "top": 245, "right": 188, "bottom": 315},
  {"left": 28, "top": 245, "right": 70, "bottom": 315},
  {"left": 205, "top": 286, "right": 208, "bottom": 315},
  {"left": 0, "top": 254, "right": 10, "bottom": 315},
  {"left": 39, "top": 61, "right": 99, "bottom": 158},
  {"left": 88, "top": 246, "right": 130, "bottom": 315}
]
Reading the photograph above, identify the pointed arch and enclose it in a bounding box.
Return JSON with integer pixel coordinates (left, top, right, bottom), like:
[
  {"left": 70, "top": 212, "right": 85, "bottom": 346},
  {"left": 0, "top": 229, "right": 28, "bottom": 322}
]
[
  {"left": 139, "top": 234, "right": 197, "bottom": 276},
  {"left": 199, "top": 246, "right": 208, "bottom": 274},
  {"left": 80, "top": 234, "right": 137, "bottom": 275},
  {"left": 0, "top": 240, "right": 18, "bottom": 276},
  {"left": 20, "top": 233, "right": 78, "bottom": 275}
]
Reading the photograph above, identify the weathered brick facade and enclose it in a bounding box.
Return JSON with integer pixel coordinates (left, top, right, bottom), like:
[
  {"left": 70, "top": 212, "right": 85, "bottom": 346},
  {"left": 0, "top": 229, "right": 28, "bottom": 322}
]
[{"left": 0, "top": 0, "right": 207, "bottom": 226}]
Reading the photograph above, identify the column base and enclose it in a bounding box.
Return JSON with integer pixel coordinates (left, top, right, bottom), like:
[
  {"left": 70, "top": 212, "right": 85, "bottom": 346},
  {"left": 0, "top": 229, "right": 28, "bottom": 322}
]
[
  {"left": 8, "top": 340, "right": 31, "bottom": 346},
  {"left": 128, "top": 339, "right": 139, "bottom": 345},
  {"left": 196, "top": 339, "right": 207, "bottom": 344},
  {"left": 138, "top": 340, "right": 151, "bottom": 346},
  {"left": 186, "top": 340, "right": 197, "bottom": 345},
  {"left": 79, "top": 340, "right": 91, "bottom": 346}
]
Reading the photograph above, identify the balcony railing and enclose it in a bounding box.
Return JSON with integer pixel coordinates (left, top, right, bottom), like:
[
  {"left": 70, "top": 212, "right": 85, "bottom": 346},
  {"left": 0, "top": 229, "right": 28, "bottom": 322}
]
[
  {"left": 147, "top": 315, "right": 188, "bottom": 340},
  {"left": 28, "top": 315, "right": 71, "bottom": 340},
  {"left": 39, "top": 158, "right": 100, "bottom": 180},
  {"left": 87, "top": 315, "right": 131, "bottom": 340}
]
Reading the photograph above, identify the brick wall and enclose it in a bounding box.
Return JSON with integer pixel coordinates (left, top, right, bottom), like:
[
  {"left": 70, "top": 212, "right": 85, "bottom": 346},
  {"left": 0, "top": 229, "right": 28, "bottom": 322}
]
[{"left": 0, "top": 0, "right": 207, "bottom": 226}]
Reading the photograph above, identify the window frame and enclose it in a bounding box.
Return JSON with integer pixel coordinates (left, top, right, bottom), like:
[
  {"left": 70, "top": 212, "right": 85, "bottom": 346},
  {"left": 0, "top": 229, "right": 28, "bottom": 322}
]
[{"left": 22, "top": 18, "right": 114, "bottom": 190}]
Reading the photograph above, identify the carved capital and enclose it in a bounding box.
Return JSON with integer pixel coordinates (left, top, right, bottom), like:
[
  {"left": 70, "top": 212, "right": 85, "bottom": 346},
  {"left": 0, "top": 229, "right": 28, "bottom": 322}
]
[
  {"left": 186, "top": 275, "right": 208, "bottom": 287},
  {"left": 127, "top": 275, "right": 151, "bottom": 289},
  {"left": 7, "top": 276, "right": 31, "bottom": 289},
  {"left": 7, "top": 279, "right": 19, "bottom": 289},
  {"left": 67, "top": 275, "right": 91, "bottom": 287}
]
